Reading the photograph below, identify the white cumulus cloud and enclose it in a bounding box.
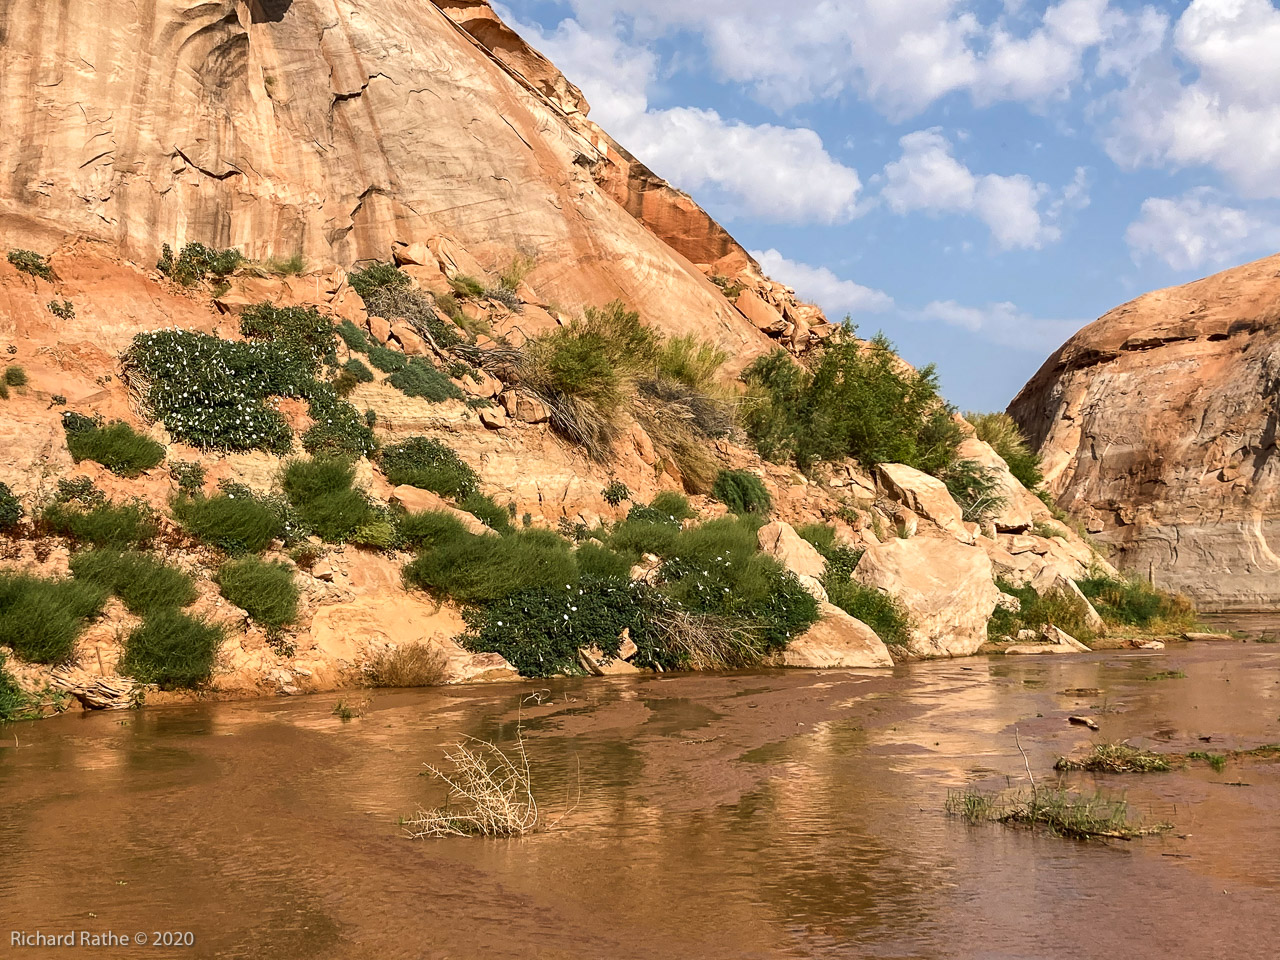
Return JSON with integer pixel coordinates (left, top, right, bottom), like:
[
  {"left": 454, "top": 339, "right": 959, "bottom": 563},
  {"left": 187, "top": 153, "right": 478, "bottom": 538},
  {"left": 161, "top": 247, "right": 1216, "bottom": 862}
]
[
  {"left": 1125, "top": 189, "right": 1280, "bottom": 271},
  {"left": 918, "top": 300, "right": 1085, "bottom": 351},
  {"left": 751, "top": 249, "right": 894, "bottom": 316}
]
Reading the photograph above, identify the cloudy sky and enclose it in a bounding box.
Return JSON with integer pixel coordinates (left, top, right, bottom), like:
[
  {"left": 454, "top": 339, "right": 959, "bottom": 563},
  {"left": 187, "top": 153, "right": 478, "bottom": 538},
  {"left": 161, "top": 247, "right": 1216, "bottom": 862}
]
[{"left": 497, "top": 0, "right": 1280, "bottom": 411}]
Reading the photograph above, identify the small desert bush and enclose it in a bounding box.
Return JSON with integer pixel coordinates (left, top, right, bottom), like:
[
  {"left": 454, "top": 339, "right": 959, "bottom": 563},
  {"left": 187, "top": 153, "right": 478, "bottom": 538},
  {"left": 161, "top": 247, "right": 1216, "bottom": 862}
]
[
  {"left": 365, "top": 644, "right": 447, "bottom": 688},
  {"left": 299, "top": 383, "right": 376, "bottom": 459},
  {"left": 965, "top": 411, "right": 1044, "bottom": 490},
  {"left": 173, "top": 492, "right": 284, "bottom": 554},
  {"left": 363, "top": 284, "right": 463, "bottom": 349},
  {"left": 1078, "top": 573, "right": 1195, "bottom": 633},
  {"left": 941, "top": 458, "right": 1007, "bottom": 523},
  {"left": 217, "top": 556, "right": 298, "bottom": 631},
  {"left": 743, "top": 327, "right": 961, "bottom": 475},
  {"left": 338, "top": 320, "right": 371, "bottom": 353},
  {"left": 157, "top": 242, "right": 243, "bottom": 286},
  {"left": 4, "top": 365, "right": 28, "bottom": 387},
  {"left": 48, "top": 299, "right": 75, "bottom": 320},
  {"left": 343, "top": 357, "right": 375, "bottom": 384},
  {"left": 170, "top": 459, "right": 206, "bottom": 496},
  {"left": 348, "top": 261, "right": 411, "bottom": 300},
  {"left": 404, "top": 529, "right": 578, "bottom": 605},
  {"left": 63, "top": 416, "right": 165, "bottom": 477},
  {"left": 712, "top": 469, "right": 772, "bottom": 516},
  {"left": 8, "top": 249, "right": 55, "bottom": 281},
  {"left": 626, "top": 490, "right": 695, "bottom": 526},
  {"left": 460, "top": 493, "right": 513, "bottom": 534},
  {"left": 655, "top": 334, "right": 729, "bottom": 393},
  {"left": 263, "top": 253, "right": 307, "bottom": 276},
  {"left": 0, "top": 652, "right": 30, "bottom": 721},
  {"left": 601, "top": 480, "right": 630, "bottom": 506},
  {"left": 239, "top": 302, "right": 337, "bottom": 367},
  {"left": 605, "top": 518, "right": 682, "bottom": 559},
  {"left": 0, "top": 573, "right": 106, "bottom": 664},
  {"left": 397, "top": 509, "right": 472, "bottom": 551},
  {"left": 0, "top": 482, "right": 21, "bottom": 530},
  {"left": 282, "top": 457, "right": 374, "bottom": 543},
  {"left": 119, "top": 609, "right": 222, "bottom": 689},
  {"left": 41, "top": 500, "right": 158, "bottom": 549},
  {"left": 69, "top": 549, "right": 198, "bottom": 614},
  {"left": 389, "top": 359, "right": 464, "bottom": 402},
  {"left": 379, "top": 437, "right": 480, "bottom": 500},
  {"left": 987, "top": 578, "right": 1097, "bottom": 642},
  {"left": 826, "top": 581, "right": 911, "bottom": 648},
  {"left": 449, "top": 274, "right": 486, "bottom": 298},
  {"left": 367, "top": 343, "right": 408, "bottom": 373}
]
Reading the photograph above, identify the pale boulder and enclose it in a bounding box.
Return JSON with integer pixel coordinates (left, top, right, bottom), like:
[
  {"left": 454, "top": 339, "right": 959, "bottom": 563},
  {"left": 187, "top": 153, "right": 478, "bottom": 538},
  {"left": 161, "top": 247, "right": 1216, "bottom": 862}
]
[
  {"left": 876, "top": 463, "right": 972, "bottom": 542},
  {"left": 757, "top": 521, "right": 826, "bottom": 580},
  {"left": 853, "top": 537, "right": 999, "bottom": 658},
  {"left": 784, "top": 603, "right": 895, "bottom": 669},
  {"left": 955, "top": 437, "right": 1035, "bottom": 533}
]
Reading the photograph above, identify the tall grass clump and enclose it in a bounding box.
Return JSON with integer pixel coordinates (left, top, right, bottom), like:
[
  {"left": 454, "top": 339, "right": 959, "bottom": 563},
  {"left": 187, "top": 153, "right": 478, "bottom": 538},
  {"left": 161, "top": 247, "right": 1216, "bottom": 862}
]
[
  {"left": 1078, "top": 573, "right": 1195, "bottom": 633},
  {"left": 379, "top": 438, "right": 480, "bottom": 500},
  {"left": 0, "top": 652, "right": 30, "bottom": 721},
  {"left": 62, "top": 415, "right": 165, "bottom": 477},
  {"left": 965, "top": 411, "right": 1044, "bottom": 490},
  {"left": 173, "top": 491, "right": 284, "bottom": 554},
  {"left": 366, "top": 644, "right": 448, "bottom": 688},
  {"left": 41, "top": 499, "right": 158, "bottom": 549},
  {"left": 119, "top": 610, "right": 222, "bottom": 689},
  {"left": 69, "top": 550, "right": 198, "bottom": 614},
  {"left": 711, "top": 469, "right": 772, "bottom": 516},
  {"left": 217, "top": 557, "right": 298, "bottom": 632},
  {"left": 0, "top": 573, "right": 106, "bottom": 664},
  {"left": 987, "top": 578, "right": 1097, "bottom": 642},
  {"left": 388, "top": 359, "right": 464, "bottom": 402},
  {"left": 396, "top": 510, "right": 472, "bottom": 551},
  {"left": 404, "top": 530, "right": 578, "bottom": 605},
  {"left": 743, "top": 325, "right": 961, "bottom": 475},
  {"left": 940, "top": 458, "right": 1007, "bottom": 523},
  {"left": 282, "top": 457, "right": 375, "bottom": 544}
]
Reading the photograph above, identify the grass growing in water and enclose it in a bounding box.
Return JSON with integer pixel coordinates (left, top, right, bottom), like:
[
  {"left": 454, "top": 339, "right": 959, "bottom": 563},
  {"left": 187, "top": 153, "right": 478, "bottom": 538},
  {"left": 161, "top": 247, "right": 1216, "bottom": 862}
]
[
  {"left": 1054, "top": 742, "right": 1172, "bottom": 773},
  {"left": 1188, "top": 750, "right": 1227, "bottom": 773},
  {"left": 946, "top": 786, "right": 1169, "bottom": 840},
  {"left": 0, "top": 651, "right": 31, "bottom": 721},
  {"left": 1145, "top": 670, "right": 1187, "bottom": 681}
]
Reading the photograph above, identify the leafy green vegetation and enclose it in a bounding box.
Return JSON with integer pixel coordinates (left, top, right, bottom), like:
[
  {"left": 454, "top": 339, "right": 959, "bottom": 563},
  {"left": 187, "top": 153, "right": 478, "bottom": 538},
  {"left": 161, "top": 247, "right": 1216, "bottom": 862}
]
[
  {"left": 965, "top": 411, "right": 1044, "bottom": 489},
  {"left": 743, "top": 326, "right": 961, "bottom": 475},
  {"left": 711, "top": 469, "right": 772, "bottom": 516},
  {"left": 299, "top": 383, "right": 376, "bottom": 459},
  {"left": 69, "top": 550, "right": 198, "bottom": 614},
  {"left": 281, "top": 457, "right": 374, "bottom": 544},
  {"left": 0, "top": 481, "right": 21, "bottom": 530},
  {"left": 48, "top": 299, "right": 75, "bottom": 320},
  {"left": 217, "top": 557, "right": 298, "bottom": 632},
  {"left": 367, "top": 344, "right": 408, "bottom": 373},
  {"left": 62, "top": 416, "right": 166, "bottom": 477},
  {"left": 405, "top": 529, "right": 580, "bottom": 605},
  {"left": 343, "top": 358, "right": 374, "bottom": 384},
  {"left": 987, "top": 578, "right": 1098, "bottom": 642},
  {"left": 379, "top": 437, "right": 480, "bottom": 500},
  {"left": 626, "top": 491, "right": 696, "bottom": 527},
  {"left": 348, "top": 261, "right": 410, "bottom": 300},
  {"left": 941, "top": 458, "right": 1007, "bottom": 523},
  {"left": 119, "top": 610, "right": 222, "bottom": 689},
  {"left": 0, "top": 651, "right": 30, "bottom": 722},
  {"left": 173, "top": 490, "right": 285, "bottom": 554},
  {"left": 41, "top": 499, "right": 158, "bottom": 549},
  {"left": 947, "top": 786, "right": 1169, "bottom": 840},
  {"left": 1188, "top": 750, "right": 1227, "bottom": 773},
  {"left": 0, "top": 573, "right": 106, "bottom": 664},
  {"left": 601, "top": 480, "right": 631, "bottom": 506},
  {"left": 1144, "top": 670, "right": 1186, "bottom": 681},
  {"left": 1055, "top": 742, "right": 1172, "bottom": 773},
  {"left": 8, "top": 249, "right": 55, "bottom": 281},
  {"left": 157, "top": 242, "right": 243, "bottom": 287},
  {"left": 388, "top": 359, "right": 465, "bottom": 402},
  {"left": 239, "top": 302, "right": 337, "bottom": 367},
  {"left": 170, "top": 459, "right": 206, "bottom": 496},
  {"left": 4, "top": 365, "right": 29, "bottom": 387},
  {"left": 337, "top": 320, "right": 371, "bottom": 353},
  {"left": 396, "top": 510, "right": 472, "bottom": 551},
  {"left": 1078, "top": 573, "right": 1196, "bottom": 633}
]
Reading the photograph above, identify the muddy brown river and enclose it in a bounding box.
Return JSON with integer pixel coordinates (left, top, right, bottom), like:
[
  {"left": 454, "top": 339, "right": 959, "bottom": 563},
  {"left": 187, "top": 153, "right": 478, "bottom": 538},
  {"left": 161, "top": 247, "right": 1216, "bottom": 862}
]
[{"left": 2, "top": 642, "right": 1278, "bottom": 959}]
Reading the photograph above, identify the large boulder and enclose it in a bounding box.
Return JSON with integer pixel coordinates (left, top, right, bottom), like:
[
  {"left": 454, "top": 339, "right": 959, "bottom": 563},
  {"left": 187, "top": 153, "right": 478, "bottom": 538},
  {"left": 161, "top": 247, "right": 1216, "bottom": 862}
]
[
  {"left": 955, "top": 438, "right": 1035, "bottom": 533},
  {"left": 757, "top": 521, "right": 826, "bottom": 580},
  {"left": 853, "top": 537, "right": 999, "bottom": 657},
  {"left": 875, "top": 463, "right": 972, "bottom": 542},
  {"left": 784, "top": 603, "right": 894, "bottom": 669}
]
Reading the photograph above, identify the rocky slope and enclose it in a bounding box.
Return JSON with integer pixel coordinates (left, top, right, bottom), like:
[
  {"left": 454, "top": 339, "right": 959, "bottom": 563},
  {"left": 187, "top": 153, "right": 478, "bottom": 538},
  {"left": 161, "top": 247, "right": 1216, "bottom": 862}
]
[
  {"left": 0, "top": 0, "right": 1119, "bottom": 716},
  {"left": 1010, "top": 252, "right": 1280, "bottom": 611}
]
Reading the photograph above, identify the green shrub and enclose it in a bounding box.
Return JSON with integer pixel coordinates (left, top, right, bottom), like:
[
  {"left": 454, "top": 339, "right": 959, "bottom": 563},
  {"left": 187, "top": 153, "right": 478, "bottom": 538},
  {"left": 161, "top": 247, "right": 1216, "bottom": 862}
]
[
  {"left": 0, "top": 652, "right": 30, "bottom": 722},
  {"left": 263, "top": 253, "right": 307, "bottom": 276},
  {"left": 379, "top": 437, "right": 480, "bottom": 500},
  {"left": 461, "top": 576, "right": 646, "bottom": 677},
  {"left": 404, "top": 529, "right": 578, "bottom": 605},
  {"left": 41, "top": 500, "right": 158, "bottom": 548},
  {"left": 367, "top": 344, "right": 408, "bottom": 373},
  {"left": 743, "top": 327, "right": 962, "bottom": 474},
  {"left": 157, "top": 242, "right": 243, "bottom": 286},
  {"left": 69, "top": 550, "right": 197, "bottom": 614},
  {"left": 8, "top": 249, "right": 55, "bottom": 281},
  {"left": 63, "top": 417, "right": 165, "bottom": 477},
  {"left": 0, "top": 482, "right": 21, "bottom": 530},
  {"left": 941, "top": 458, "right": 1007, "bottom": 523},
  {"left": 173, "top": 492, "right": 283, "bottom": 553},
  {"left": 170, "top": 459, "right": 206, "bottom": 496},
  {"left": 712, "top": 469, "right": 772, "bottom": 515},
  {"left": 282, "top": 458, "right": 373, "bottom": 543},
  {"left": 0, "top": 381, "right": 7, "bottom": 400},
  {"left": 119, "top": 609, "right": 222, "bottom": 689},
  {"left": 348, "top": 261, "right": 410, "bottom": 300},
  {"left": 397, "top": 510, "right": 471, "bottom": 551},
  {"left": 1078, "top": 574, "right": 1196, "bottom": 632},
  {"left": 797, "top": 523, "right": 837, "bottom": 554},
  {"left": 0, "top": 573, "right": 106, "bottom": 664},
  {"left": 239, "top": 302, "right": 337, "bottom": 367},
  {"left": 300, "top": 383, "right": 376, "bottom": 459},
  {"left": 364, "top": 285, "right": 463, "bottom": 350},
  {"left": 655, "top": 334, "right": 729, "bottom": 393},
  {"left": 574, "top": 542, "right": 634, "bottom": 580},
  {"left": 365, "top": 644, "right": 447, "bottom": 688},
  {"left": 343, "top": 358, "right": 374, "bottom": 383},
  {"left": 217, "top": 557, "right": 298, "bottom": 631},
  {"left": 965, "top": 411, "right": 1044, "bottom": 490},
  {"left": 826, "top": 581, "right": 910, "bottom": 648},
  {"left": 4, "top": 365, "right": 28, "bottom": 387},
  {"left": 606, "top": 518, "right": 682, "bottom": 559},
  {"left": 450, "top": 274, "right": 486, "bottom": 298},
  {"left": 337, "top": 320, "right": 371, "bottom": 353},
  {"left": 601, "top": 480, "right": 631, "bottom": 506},
  {"left": 388, "top": 359, "right": 464, "bottom": 402},
  {"left": 460, "top": 492, "right": 513, "bottom": 534},
  {"left": 988, "top": 578, "right": 1098, "bottom": 642}
]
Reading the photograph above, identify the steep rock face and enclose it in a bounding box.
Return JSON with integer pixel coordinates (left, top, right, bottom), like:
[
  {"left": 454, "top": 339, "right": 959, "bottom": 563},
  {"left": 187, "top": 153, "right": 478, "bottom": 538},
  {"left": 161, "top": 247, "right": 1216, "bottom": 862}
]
[
  {"left": 0, "top": 0, "right": 827, "bottom": 366},
  {"left": 1009, "top": 252, "right": 1280, "bottom": 611}
]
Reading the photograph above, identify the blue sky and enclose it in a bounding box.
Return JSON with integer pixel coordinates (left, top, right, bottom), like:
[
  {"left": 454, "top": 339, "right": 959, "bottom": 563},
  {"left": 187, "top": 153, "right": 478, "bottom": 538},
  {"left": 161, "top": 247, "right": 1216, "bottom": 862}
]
[{"left": 497, "top": 0, "right": 1280, "bottom": 411}]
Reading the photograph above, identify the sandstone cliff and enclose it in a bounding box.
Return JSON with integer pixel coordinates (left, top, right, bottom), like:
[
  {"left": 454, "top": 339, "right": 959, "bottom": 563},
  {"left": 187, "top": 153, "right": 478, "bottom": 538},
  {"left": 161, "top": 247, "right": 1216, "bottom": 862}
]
[{"left": 1010, "top": 252, "right": 1280, "bottom": 612}]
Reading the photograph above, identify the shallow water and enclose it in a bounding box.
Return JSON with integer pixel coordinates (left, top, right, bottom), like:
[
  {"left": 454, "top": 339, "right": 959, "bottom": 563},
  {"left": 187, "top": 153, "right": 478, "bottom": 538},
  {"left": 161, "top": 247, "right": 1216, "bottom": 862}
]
[{"left": 2, "top": 643, "right": 1279, "bottom": 959}]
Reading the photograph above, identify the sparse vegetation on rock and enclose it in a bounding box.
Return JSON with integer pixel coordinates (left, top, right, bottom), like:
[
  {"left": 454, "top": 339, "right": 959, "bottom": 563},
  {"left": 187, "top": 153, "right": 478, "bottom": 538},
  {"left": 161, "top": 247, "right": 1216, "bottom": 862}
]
[
  {"left": 156, "top": 242, "right": 243, "bottom": 287},
  {"left": 7, "top": 249, "right": 54, "bottom": 281},
  {"left": 965, "top": 411, "right": 1044, "bottom": 490},
  {"left": 41, "top": 498, "right": 158, "bottom": 549},
  {"left": 62, "top": 415, "right": 166, "bottom": 477},
  {"left": 379, "top": 437, "right": 480, "bottom": 500},
  {"left": 0, "top": 481, "right": 21, "bottom": 530}
]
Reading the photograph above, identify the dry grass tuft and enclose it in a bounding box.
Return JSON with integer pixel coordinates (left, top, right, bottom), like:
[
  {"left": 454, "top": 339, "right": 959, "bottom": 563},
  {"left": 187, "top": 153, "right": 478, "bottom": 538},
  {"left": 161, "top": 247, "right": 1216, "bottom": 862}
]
[
  {"left": 365, "top": 644, "right": 448, "bottom": 688},
  {"left": 1054, "top": 742, "right": 1172, "bottom": 774}
]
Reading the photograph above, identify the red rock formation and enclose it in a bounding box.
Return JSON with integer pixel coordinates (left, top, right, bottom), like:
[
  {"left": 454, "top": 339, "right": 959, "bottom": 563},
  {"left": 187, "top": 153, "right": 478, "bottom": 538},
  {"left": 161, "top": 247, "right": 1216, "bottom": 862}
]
[{"left": 1010, "top": 251, "right": 1280, "bottom": 611}]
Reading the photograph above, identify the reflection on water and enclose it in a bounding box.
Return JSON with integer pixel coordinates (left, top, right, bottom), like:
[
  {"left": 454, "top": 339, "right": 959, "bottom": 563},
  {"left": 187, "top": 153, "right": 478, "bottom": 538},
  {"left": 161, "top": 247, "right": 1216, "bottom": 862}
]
[{"left": 2, "top": 644, "right": 1278, "bottom": 959}]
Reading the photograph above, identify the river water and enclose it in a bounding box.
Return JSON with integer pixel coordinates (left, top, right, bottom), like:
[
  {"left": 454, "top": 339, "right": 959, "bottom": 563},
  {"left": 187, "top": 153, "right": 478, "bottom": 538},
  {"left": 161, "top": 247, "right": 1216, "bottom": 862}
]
[{"left": 2, "top": 642, "right": 1278, "bottom": 959}]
